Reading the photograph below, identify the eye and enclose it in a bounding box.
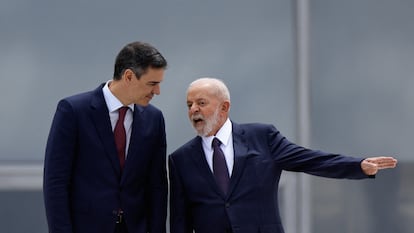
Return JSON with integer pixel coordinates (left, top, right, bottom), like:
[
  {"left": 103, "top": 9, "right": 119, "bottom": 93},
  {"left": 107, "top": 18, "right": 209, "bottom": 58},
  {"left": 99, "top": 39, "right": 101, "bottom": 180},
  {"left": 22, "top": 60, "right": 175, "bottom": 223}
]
[
  {"left": 198, "top": 100, "right": 206, "bottom": 106},
  {"left": 147, "top": 82, "right": 158, "bottom": 87}
]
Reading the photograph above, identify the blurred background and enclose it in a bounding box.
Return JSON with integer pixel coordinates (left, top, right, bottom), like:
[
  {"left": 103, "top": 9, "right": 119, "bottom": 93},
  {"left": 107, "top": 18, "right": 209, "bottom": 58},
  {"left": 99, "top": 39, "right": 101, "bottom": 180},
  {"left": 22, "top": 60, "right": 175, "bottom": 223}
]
[{"left": 0, "top": 0, "right": 412, "bottom": 232}]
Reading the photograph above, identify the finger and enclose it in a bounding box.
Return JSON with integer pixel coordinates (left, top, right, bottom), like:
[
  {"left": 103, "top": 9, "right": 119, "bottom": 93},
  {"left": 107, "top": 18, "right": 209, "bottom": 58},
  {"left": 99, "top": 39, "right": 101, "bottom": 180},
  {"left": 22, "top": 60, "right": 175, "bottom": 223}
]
[
  {"left": 367, "top": 157, "right": 397, "bottom": 166},
  {"left": 376, "top": 158, "right": 397, "bottom": 167},
  {"left": 377, "top": 163, "right": 397, "bottom": 169}
]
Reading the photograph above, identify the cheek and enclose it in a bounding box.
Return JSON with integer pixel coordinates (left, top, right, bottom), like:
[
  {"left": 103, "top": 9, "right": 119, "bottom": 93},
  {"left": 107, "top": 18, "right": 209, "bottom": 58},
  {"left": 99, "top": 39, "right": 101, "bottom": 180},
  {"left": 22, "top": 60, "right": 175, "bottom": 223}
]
[{"left": 204, "top": 109, "right": 214, "bottom": 117}]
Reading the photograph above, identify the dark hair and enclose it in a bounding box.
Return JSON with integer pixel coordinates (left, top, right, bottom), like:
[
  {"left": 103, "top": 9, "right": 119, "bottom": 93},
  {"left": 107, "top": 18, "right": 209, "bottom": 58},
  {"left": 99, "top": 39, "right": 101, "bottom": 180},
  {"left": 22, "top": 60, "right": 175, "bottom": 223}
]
[{"left": 113, "top": 41, "right": 167, "bottom": 80}]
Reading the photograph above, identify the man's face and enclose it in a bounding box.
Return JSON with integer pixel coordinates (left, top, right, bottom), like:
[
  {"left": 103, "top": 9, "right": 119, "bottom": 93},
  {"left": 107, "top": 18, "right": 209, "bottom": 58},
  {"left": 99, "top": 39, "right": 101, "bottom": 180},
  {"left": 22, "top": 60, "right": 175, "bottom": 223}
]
[
  {"left": 129, "top": 67, "right": 164, "bottom": 106},
  {"left": 186, "top": 85, "right": 223, "bottom": 136}
]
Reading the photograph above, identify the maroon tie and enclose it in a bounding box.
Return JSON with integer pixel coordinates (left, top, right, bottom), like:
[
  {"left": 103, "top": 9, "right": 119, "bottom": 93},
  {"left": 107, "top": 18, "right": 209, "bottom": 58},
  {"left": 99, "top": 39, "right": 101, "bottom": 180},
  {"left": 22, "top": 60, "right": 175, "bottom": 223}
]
[
  {"left": 212, "top": 137, "right": 230, "bottom": 194},
  {"left": 114, "top": 107, "right": 129, "bottom": 170}
]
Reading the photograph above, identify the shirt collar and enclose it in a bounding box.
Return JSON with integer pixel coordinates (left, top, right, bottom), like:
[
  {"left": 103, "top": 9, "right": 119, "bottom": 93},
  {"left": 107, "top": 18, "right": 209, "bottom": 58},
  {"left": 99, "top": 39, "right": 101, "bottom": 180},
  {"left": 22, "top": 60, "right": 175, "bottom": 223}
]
[
  {"left": 102, "top": 80, "right": 134, "bottom": 113},
  {"left": 202, "top": 118, "right": 232, "bottom": 149}
]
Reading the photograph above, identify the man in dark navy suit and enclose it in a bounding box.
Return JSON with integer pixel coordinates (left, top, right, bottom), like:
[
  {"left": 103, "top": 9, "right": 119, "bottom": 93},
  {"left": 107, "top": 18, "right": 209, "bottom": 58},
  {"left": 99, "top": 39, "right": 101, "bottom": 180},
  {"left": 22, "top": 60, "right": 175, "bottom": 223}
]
[
  {"left": 44, "top": 41, "right": 168, "bottom": 233},
  {"left": 168, "top": 77, "right": 397, "bottom": 233}
]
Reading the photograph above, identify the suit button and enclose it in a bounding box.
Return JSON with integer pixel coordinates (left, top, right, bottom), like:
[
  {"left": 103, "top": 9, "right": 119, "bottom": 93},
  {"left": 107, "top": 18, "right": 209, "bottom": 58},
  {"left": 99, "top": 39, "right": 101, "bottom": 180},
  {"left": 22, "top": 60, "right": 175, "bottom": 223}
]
[{"left": 225, "top": 203, "right": 230, "bottom": 208}]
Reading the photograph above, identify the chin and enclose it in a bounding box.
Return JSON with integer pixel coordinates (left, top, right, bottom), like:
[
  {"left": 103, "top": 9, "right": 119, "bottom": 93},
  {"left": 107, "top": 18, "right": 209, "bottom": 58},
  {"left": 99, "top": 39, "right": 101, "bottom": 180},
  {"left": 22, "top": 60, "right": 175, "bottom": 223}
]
[
  {"left": 196, "top": 131, "right": 208, "bottom": 137},
  {"left": 193, "top": 127, "right": 205, "bottom": 137}
]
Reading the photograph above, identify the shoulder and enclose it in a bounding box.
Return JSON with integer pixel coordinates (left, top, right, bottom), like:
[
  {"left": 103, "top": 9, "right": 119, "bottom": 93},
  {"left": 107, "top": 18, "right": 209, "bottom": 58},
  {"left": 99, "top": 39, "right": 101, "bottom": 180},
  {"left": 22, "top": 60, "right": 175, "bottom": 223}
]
[
  {"left": 140, "top": 103, "right": 163, "bottom": 115},
  {"left": 232, "top": 122, "right": 282, "bottom": 143},
  {"left": 234, "top": 122, "right": 278, "bottom": 133},
  {"left": 170, "top": 136, "right": 200, "bottom": 158},
  {"left": 137, "top": 104, "right": 165, "bottom": 124},
  {"left": 59, "top": 85, "right": 102, "bottom": 108}
]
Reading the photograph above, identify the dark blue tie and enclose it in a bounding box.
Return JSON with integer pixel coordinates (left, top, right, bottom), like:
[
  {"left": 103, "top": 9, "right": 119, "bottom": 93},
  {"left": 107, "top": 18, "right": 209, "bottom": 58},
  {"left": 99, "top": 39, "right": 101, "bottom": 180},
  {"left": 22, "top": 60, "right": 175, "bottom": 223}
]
[{"left": 212, "top": 138, "right": 230, "bottom": 194}]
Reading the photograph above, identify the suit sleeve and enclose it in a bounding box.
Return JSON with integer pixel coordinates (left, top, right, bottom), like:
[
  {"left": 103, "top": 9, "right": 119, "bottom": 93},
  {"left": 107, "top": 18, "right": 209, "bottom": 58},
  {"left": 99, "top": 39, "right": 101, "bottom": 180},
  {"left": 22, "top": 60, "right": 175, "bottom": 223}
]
[
  {"left": 168, "top": 155, "right": 193, "bottom": 233},
  {"left": 147, "top": 114, "right": 168, "bottom": 233},
  {"left": 266, "top": 125, "right": 369, "bottom": 179},
  {"left": 43, "top": 99, "right": 77, "bottom": 233}
]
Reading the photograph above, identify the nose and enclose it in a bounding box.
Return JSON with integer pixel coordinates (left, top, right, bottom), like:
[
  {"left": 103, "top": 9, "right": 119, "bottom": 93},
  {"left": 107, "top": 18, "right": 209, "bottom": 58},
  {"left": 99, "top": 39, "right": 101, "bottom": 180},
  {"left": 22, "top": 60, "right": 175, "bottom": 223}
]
[
  {"left": 152, "top": 84, "right": 160, "bottom": 95},
  {"left": 189, "top": 104, "right": 199, "bottom": 114}
]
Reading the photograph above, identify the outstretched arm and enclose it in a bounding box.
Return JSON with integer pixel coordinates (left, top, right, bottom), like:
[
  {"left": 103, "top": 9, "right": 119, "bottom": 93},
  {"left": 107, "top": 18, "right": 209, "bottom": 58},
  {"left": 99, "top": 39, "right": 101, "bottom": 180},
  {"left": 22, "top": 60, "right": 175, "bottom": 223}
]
[{"left": 361, "top": 156, "right": 398, "bottom": 175}]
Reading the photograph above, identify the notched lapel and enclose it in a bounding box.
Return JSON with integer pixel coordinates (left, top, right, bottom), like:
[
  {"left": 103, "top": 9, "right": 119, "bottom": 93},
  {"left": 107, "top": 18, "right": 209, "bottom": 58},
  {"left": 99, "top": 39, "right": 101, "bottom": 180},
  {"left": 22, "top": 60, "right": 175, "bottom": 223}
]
[
  {"left": 121, "top": 106, "right": 144, "bottom": 182},
  {"left": 227, "top": 125, "right": 258, "bottom": 197},
  {"left": 189, "top": 138, "right": 224, "bottom": 197},
  {"left": 90, "top": 88, "right": 121, "bottom": 176}
]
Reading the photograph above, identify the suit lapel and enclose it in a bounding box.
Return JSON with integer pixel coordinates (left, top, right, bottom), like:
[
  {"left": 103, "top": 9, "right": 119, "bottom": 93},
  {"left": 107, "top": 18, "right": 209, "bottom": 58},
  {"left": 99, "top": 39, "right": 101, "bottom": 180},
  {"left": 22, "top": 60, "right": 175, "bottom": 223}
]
[
  {"left": 90, "top": 85, "right": 121, "bottom": 176},
  {"left": 227, "top": 123, "right": 249, "bottom": 197},
  {"left": 189, "top": 137, "right": 224, "bottom": 197},
  {"left": 121, "top": 105, "right": 144, "bottom": 182},
  {"left": 189, "top": 124, "right": 253, "bottom": 198}
]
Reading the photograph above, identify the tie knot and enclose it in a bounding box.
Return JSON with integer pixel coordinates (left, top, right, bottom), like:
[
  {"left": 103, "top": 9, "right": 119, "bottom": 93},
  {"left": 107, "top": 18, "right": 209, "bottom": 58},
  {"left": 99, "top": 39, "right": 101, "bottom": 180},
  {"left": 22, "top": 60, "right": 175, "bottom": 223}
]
[
  {"left": 212, "top": 137, "right": 222, "bottom": 149},
  {"left": 118, "top": 106, "right": 129, "bottom": 119}
]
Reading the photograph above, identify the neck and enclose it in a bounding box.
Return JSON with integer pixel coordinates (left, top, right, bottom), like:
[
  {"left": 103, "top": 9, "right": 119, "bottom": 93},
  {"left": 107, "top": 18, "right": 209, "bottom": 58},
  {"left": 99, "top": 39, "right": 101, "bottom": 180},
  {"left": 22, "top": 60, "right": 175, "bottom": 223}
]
[{"left": 109, "top": 80, "right": 130, "bottom": 106}]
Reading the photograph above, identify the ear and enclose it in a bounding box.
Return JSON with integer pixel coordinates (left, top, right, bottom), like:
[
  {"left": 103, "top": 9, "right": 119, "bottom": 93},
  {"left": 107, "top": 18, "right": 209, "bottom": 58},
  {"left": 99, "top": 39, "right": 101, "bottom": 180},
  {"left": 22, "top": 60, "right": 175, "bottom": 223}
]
[
  {"left": 122, "top": 69, "right": 135, "bottom": 82},
  {"left": 221, "top": 101, "right": 230, "bottom": 113}
]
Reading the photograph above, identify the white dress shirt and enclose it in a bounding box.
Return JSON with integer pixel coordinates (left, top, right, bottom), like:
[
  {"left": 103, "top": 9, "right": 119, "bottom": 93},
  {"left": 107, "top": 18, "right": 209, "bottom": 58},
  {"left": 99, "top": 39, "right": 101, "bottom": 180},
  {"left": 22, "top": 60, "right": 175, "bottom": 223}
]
[
  {"left": 201, "top": 118, "right": 234, "bottom": 176},
  {"left": 102, "top": 80, "right": 134, "bottom": 158}
]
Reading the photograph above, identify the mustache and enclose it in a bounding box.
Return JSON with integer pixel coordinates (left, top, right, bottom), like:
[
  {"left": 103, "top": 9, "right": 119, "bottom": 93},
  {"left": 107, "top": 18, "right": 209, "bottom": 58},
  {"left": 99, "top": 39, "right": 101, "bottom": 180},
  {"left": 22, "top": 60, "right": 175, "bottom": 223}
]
[{"left": 191, "top": 114, "right": 204, "bottom": 121}]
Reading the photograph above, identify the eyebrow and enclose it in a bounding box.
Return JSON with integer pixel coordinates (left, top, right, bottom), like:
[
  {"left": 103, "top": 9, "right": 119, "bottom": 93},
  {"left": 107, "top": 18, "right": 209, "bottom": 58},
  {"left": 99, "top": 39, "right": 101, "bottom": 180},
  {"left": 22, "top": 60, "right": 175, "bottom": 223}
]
[
  {"left": 147, "top": 81, "right": 161, "bottom": 85},
  {"left": 188, "top": 98, "right": 207, "bottom": 103}
]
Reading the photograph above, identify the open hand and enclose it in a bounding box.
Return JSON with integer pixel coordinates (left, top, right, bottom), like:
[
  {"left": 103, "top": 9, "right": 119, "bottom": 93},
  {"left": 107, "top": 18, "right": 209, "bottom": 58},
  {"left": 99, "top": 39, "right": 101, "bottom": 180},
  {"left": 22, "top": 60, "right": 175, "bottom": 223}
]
[{"left": 361, "top": 156, "right": 398, "bottom": 175}]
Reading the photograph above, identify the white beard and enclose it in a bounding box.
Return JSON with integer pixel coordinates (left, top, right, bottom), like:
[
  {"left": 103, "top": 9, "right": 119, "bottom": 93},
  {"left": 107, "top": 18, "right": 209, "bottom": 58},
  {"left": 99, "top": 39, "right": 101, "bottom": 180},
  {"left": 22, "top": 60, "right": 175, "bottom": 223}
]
[{"left": 191, "top": 108, "right": 220, "bottom": 137}]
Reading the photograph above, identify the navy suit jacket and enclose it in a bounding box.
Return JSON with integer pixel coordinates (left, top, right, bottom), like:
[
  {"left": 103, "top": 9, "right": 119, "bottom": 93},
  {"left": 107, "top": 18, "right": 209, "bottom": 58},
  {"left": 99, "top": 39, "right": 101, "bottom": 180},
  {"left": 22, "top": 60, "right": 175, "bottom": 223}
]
[
  {"left": 43, "top": 84, "right": 168, "bottom": 233},
  {"left": 168, "top": 122, "right": 369, "bottom": 233}
]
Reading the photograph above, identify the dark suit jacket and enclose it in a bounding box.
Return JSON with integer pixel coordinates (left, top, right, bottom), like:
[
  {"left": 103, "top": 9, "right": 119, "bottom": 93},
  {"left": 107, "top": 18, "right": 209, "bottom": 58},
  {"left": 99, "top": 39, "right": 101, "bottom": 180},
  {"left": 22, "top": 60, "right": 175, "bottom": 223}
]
[
  {"left": 168, "top": 122, "right": 369, "bottom": 233},
  {"left": 43, "top": 84, "right": 168, "bottom": 233}
]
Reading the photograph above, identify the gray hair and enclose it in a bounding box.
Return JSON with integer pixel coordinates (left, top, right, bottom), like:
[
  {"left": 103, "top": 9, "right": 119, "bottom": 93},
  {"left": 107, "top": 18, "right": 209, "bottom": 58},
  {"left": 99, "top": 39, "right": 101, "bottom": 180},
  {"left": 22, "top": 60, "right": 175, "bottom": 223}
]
[{"left": 188, "top": 77, "right": 231, "bottom": 102}]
